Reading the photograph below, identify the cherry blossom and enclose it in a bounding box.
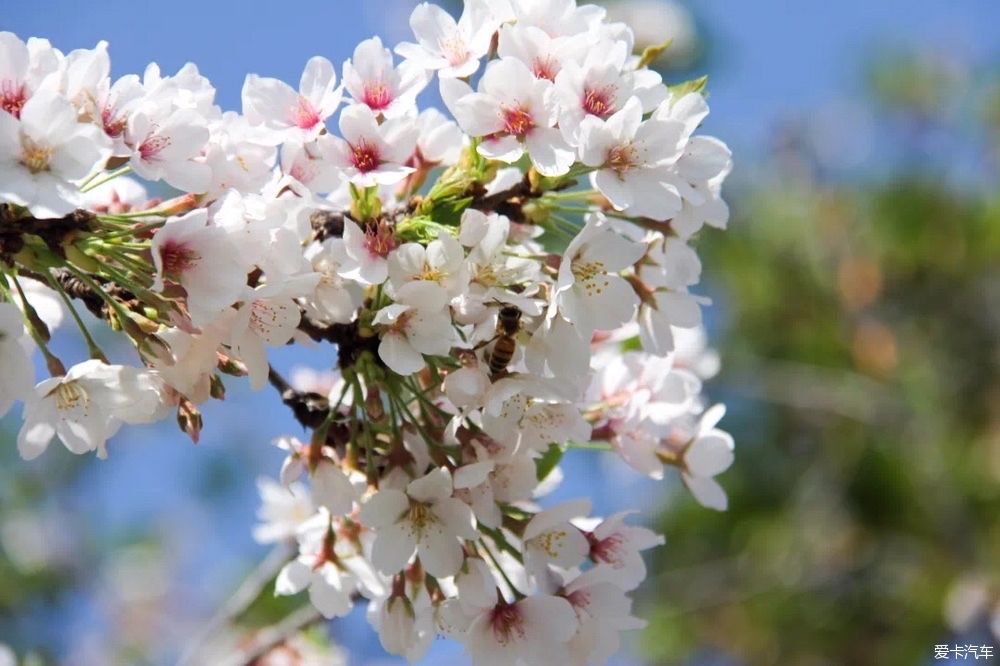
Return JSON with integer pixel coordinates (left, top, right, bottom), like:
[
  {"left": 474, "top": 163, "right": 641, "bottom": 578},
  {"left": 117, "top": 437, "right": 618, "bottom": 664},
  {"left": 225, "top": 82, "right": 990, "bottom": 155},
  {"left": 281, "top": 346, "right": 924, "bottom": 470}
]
[
  {"left": 585, "top": 511, "right": 665, "bottom": 590},
  {"left": 442, "top": 56, "right": 575, "bottom": 177},
  {"left": 126, "top": 107, "right": 211, "bottom": 192},
  {"left": 373, "top": 281, "right": 456, "bottom": 375},
  {"left": 343, "top": 36, "right": 428, "bottom": 119},
  {"left": 562, "top": 566, "right": 647, "bottom": 664},
  {"left": 0, "top": 89, "right": 111, "bottom": 217},
  {"left": 523, "top": 499, "right": 591, "bottom": 575},
  {"left": 551, "top": 214, "right": 646, "bottom": 335},
  {"left": 462, "top": 594, "right": 579, "bottom": 666},
  {"left": 150, "top": 209, "right": 248, "bottom": 325},
  {"left": 229, "top": 279, "right": 315, "bottom": 390},
  {"left": 578, "top": 96, "right": 686, "bottom": 220},
  {"left": 396, "top": 1, "right": 496, "bottom": 79},
  {"left": 275, "top": 511, "right": 382, "bottom": 619},
  {"left": 359, "top": 467, "right": 477, "bottom": 578},
  {"left": 328, "top": 103, "right": 417, "bottom": 187},
  {"left": 679, "top": 404, "right": 735, "bottom": 511},
  {"left": 17, "top": 360, "right": 163, "bottom": 461},
  {"left": 242, "top": 56, "right": 342, "bottom": 141},
  {"left": 0, "top": 303, "right": 33, "bottom": 418},
  {"left": 0, "top": 8, "right": 736, "bottom": 661},
  {"left": 252, "top": 477, "right": 314, "bottom": 544}
]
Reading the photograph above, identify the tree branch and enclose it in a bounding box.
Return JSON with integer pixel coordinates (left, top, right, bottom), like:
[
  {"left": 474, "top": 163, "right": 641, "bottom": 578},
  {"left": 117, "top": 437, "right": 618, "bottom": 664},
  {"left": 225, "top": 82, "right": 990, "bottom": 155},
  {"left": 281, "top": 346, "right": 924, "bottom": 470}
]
[
  {"left": 267, "top": 364, "right": 332, "bottom": 430},
  {"left": 221, "top": 604, "right": 325, "bottom": 666},
  {"left": 178, "top": 542, "right": 295, "bottom": 666}
]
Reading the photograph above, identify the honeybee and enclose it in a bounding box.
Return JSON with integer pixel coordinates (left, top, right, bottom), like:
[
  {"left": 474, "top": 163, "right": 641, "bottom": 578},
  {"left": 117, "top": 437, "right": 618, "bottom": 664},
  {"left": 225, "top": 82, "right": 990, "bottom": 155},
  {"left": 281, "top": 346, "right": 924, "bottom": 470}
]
[{"left": 476, "top": 303, "right": 523, "bottom": 379}]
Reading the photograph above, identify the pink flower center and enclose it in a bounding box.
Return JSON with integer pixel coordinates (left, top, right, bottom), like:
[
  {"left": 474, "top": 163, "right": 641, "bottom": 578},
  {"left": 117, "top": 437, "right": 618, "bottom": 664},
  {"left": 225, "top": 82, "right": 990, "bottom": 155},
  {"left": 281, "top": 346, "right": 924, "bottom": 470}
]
[
  {"left": 362, "top": 82, "right": 393, "bottom": 111},
  {"left": 501, "top": 106, "right": 535, "bottom": 138},
  {"left": 582, "top": 86, "right": 616, "bottom": 118},
  {"left": 1, "top": 80, "right": 26, "bottom": 119},
  {"left": 101, "top": 105, "right": 127, "bottom": 138},
  {"left": 488, "top": 602, "right": 527, "bottom": 647},
  {"left": 289, "top": 160, "right": 314, "bottom": 184},
  {"left": 139, "top": 134, "right": 171, "bottom": 161},
  {"left": 589, "top": 531, "right": 627, "bottom": 568},
  {"left": 292, "top": 96, "right": 321, "bottom": 130},
  {"left": 565, "top": 588, "right": 591, "bottom": 613},
  {"left": 532, "top": 57, "right": 559, "bottom": 82},
  {"left": 363, "top": 220, "right": 398, "bottom": 259},
  {"left": 159, "top": 239, "right": 200, "bottom": 276},
  {"left": 351, "top": 139, "right": 382, "bottom": 173},
  {"left": 439, "top": 35, "right": 470, "bottom": 66}
]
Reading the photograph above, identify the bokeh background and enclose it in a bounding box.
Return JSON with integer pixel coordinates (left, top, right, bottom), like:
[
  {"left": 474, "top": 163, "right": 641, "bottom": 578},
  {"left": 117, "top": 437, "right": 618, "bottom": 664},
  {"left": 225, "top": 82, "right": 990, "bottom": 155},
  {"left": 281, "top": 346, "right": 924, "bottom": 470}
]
[{"left": 1, "top": 1, "right": 998, "bottom": 664}]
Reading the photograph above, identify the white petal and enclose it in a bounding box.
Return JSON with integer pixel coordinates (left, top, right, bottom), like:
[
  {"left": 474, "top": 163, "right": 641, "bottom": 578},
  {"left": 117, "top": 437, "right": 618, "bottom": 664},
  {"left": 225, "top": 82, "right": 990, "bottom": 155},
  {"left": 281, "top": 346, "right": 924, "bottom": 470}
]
[
  {"left": 310, "top": 564, "right": 355, "bottom": 618},
  {"left": 371, "top": 520, "right": 417, "bottom": 575},
  {"left": 359, "top": 488, "right": 409, "bottom": 528},
  {"left": 407, "top": 467, "right": 453, "bottom": 503},
  {"left": 525, "top": 126, "right": 574, "bottom": 177},
  {"left": 682, "top": 473, "right": 728, "bottom": 511},
  {"left": 275, "top": 558, "right": 312, "bottom": 595},
  {"left": 434, "top": 497, "right": 478, "bottom": 539},
  {"left": 685, "top": 431, "right": 735, "bottom": 477},
  {"left": 417, "top": 529, "right": 464, "bottom": 578},
  {"left": 378, "top": 333, "right": 425, "bottom": 375}
]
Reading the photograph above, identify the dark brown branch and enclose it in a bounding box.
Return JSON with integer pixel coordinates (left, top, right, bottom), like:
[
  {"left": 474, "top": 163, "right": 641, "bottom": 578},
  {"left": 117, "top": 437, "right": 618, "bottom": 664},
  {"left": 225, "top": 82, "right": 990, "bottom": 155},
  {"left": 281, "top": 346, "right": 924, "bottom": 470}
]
[
  {"left": 309, "top": 210, "right": 346, "bottom": 242},
  {"left": 297, "top": 315, "right": 381, "bottom": 370},
  {"left": 0, "top": 204, "right": 98, "bottom": 262},
  {"left": 224, "top": 605, "right": 325, "bottom": 666},
  {"left": 267, "top": 364, "right": 332, "bottom": 430}
]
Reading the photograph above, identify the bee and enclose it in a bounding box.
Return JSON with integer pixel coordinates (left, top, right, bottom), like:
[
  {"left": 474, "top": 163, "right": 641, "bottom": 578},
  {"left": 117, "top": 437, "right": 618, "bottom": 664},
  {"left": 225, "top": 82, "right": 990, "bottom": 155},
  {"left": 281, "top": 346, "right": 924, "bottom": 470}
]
[{"left": 475, "top": 303, "right": 523, "bottom": 379}]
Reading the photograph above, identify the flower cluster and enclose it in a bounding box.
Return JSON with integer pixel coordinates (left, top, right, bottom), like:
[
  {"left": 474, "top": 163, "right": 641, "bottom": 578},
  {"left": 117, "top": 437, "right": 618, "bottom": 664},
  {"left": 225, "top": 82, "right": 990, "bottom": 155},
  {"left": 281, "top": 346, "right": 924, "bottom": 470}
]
[{"left": 0, "top": 0, "right": 733, "bottom": 662}]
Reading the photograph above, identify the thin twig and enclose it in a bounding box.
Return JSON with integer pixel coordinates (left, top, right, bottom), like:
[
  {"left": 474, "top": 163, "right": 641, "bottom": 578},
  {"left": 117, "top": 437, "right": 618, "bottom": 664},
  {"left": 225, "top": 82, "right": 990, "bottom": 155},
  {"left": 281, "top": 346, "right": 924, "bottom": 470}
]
[
  {"left": 178, "top": 543, "right": 294, "bottom": 666},
  {"left": 220, "top": 605, "right": 325, "bottom": 666}
]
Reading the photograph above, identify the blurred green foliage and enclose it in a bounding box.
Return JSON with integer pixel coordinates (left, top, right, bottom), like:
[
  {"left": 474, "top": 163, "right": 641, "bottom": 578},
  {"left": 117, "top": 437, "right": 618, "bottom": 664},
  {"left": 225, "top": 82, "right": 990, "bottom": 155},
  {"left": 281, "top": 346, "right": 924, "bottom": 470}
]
[{"left": 642, "top": 54, "right": 1000, "bottom": 666}]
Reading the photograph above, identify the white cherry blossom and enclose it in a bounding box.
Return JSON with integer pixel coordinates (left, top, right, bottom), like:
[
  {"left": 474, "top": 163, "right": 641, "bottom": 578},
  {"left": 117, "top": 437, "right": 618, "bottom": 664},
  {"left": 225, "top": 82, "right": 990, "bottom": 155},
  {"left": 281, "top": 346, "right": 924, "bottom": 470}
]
[
  {"left": 242, "top": 56, "right": 342, "bottom": 141},
  {"left": 126, "top": 107, "right": 211, "bottom": 192},
  {"left": 328, "top": 103, "right": 417, "bottom": 187},
  {"left": 0, "top": 303, "right": 34, "bottom": 418},
  {"left": 462, "top": 594, "right": 578, "bottom": 666},
  {"left": 578, "top": 96, "right": 686, "bottom": 220},
  {"left": 681, "top": 404, "right": 735, "bottom": 511},
  {"left": 17, "top": 360, "right": 163, "bottom": 461},
  {"left": 396, "top": 1, "right": 496, "bottom": 79},
  {"left": 150, "top": 209, "right": 248, "bottom": 326},
  {"left": 552, "top": 214, "right": 646, "bottom": 335},
  {"left": 523, "top": 499, "right": 591, "bottom": 575},
  {"left": 0, "top": 89, "right": 111, "bottom": 217},
  {"left": 359, "top": 467, "right": 477, "bottom": 578},
  {"left": 373, "top": 281, "right": 456, "bottom": 375},
  {"left": 442, "top": 56, "right": 574, "bottom": 177},
  {"left": 344, "top": 36, "right": 428, "bottom": 118},
  {"left": 252, "top": 477, "right": 313, "bottom": 544},
  {"left": 585, "top": 511, "right": 664, "bottom": 590}
]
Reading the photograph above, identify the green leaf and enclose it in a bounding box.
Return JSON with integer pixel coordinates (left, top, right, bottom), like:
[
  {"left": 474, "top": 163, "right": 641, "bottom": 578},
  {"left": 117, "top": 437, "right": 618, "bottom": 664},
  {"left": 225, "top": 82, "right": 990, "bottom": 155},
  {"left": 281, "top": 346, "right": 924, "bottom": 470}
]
[
  {"left": 638, "top": 38, "right": 673, "bottom": 69},
  {"left": 427, "top": 195, "right": 473, "bottom": 227},
  {"left": 535, "top": 443, "right": 565, "bottom": 481},
  {"left": 668, "top": 75, "right": 709, "bottom": 99}
]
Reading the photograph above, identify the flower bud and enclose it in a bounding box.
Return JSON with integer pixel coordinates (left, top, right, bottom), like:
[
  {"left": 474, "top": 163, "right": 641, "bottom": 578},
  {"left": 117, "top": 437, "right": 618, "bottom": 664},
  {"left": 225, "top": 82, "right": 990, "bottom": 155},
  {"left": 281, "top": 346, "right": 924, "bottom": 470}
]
[
  {"left": 176, "top": 399, "right": 202, "bottom": 444},
  {"left": 377, "top": 595, "right": 417, "bottom": 657},
  {"left": 209, "top": 374, "right": 226, "bottom": 400}
]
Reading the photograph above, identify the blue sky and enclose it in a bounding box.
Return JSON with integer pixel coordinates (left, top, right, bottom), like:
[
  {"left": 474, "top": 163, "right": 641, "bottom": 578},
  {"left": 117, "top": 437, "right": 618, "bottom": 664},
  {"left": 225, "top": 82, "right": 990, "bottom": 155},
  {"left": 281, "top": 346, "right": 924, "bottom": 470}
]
[
  {"left": 1, "top": 1, "right": 997, "bottom": 664},
  {"left": 3, "top": 0, "right": 996, "bottom": 160}
]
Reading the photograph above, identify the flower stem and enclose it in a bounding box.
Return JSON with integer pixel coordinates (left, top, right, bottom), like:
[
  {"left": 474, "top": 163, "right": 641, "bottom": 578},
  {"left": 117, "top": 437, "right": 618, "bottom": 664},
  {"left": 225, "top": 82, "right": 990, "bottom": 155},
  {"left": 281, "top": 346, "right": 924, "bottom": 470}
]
[
  {"left": 3, "top": 271, "right": 66, "bottom": 375},
  {"left": 79, "top": 165, "right": 132, "bottom": 193},
  {"left": 44, "top": 270, "right": 108, "bottom": 362}
]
